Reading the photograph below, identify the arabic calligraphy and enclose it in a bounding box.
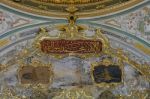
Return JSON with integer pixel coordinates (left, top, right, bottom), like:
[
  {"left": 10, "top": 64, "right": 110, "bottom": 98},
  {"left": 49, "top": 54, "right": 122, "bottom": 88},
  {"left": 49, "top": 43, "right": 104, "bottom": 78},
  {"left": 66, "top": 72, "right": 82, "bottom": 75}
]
[{"left": 40, "top": 39, "right": 102, "bottom": 54}]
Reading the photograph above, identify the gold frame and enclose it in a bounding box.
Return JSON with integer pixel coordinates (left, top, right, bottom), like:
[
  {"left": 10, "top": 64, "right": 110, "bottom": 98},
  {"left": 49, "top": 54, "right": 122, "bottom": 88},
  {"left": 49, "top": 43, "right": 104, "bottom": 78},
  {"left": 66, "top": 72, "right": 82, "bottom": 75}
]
[
  {"left": 17, "top": 59, "right": 54, "bottom": 86},
  {"left": 90, "top": 57, "right": 124, "bottom": 88}
]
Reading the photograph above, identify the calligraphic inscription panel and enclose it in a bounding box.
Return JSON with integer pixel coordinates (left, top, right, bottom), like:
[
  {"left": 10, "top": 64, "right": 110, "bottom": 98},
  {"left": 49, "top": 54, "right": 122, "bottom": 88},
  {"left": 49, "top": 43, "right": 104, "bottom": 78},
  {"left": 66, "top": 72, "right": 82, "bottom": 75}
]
[
  {"left": 40, "top": 39, "right": 102, "bottom": 54},
  {"left": 19, "top": 66, "right": 50, "bottom": 84},
  {"left": 93, "top": 65, "right": 122, "bottom": 83}
]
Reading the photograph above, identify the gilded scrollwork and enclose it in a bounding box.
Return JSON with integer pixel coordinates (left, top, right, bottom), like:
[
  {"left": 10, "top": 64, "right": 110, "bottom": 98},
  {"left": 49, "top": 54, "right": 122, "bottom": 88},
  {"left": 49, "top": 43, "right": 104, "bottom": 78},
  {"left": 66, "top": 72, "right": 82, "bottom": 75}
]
[
  {"left": 53, "top": 88, "right": 93, "bottom": 99},
  {"left": 32, "top": 14, "right": 107, "bottom": 59},
  {"left": 0, "top": 7, "right": 149, "bottom": 99}
]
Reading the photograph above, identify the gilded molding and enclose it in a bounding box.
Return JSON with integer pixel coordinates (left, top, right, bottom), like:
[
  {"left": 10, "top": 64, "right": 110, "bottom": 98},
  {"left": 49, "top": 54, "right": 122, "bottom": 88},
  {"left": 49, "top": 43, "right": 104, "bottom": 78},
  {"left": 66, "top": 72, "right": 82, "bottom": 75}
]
[{"left": 1, "top": 0, "right": 143, "bottom": 18}]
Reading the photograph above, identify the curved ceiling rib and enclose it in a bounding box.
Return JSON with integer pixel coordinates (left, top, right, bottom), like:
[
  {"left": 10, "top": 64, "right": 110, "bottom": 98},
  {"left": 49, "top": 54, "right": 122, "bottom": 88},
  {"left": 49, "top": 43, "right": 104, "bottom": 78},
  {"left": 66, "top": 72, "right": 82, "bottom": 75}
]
[
  {"left": 0, "top": 21, "right": 149, "bottom": 49},
  {"left": 87, "top": 22, "right": 150, "bottom": 47}
]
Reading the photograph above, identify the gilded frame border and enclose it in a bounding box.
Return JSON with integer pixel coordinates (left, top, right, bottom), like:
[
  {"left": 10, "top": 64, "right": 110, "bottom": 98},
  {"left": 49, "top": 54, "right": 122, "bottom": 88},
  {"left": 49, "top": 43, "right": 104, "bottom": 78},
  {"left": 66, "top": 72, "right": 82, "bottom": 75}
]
[
  {"left": 1, "top": 0, "right": 143, "bottom": 18},
  {"left": 90, "top": 56, "right": 124, "bottom": 88}
]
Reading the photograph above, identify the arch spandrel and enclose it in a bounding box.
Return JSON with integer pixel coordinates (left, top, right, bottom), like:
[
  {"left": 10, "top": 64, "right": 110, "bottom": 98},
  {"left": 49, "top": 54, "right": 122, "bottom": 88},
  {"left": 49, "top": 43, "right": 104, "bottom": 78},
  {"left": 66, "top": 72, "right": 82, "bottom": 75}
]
[{"left": 0, "top": 1, "right": 150, "bottom": 99}]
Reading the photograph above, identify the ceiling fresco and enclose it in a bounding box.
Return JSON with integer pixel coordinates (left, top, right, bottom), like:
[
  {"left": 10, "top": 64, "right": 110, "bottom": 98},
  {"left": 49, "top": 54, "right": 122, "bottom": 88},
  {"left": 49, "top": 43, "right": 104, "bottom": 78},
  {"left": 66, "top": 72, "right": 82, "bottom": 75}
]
[
  {"left": 0, "top": 0, "right": 150, "bottom": 99},
  {"left": 1, "top": 0, "right": 143, "bottom": 18}
]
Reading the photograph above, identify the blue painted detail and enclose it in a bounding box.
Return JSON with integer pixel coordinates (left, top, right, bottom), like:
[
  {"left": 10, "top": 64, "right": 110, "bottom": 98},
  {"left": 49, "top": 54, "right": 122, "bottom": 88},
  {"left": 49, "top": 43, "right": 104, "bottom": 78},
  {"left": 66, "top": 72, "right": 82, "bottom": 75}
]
[{"left": 0, "top": 20, "right": 149, "bottom": 49}]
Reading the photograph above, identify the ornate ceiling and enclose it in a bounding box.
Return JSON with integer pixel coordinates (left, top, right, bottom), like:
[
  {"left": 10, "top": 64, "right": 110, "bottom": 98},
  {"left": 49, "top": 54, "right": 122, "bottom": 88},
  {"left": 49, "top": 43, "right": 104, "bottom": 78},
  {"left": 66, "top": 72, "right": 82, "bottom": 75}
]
[
  {"left": 1, "top": 0, "right": 143, "bottom": 18},
  {"left": 0, "top": 0, "right": 150, "bottom": 98}
]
